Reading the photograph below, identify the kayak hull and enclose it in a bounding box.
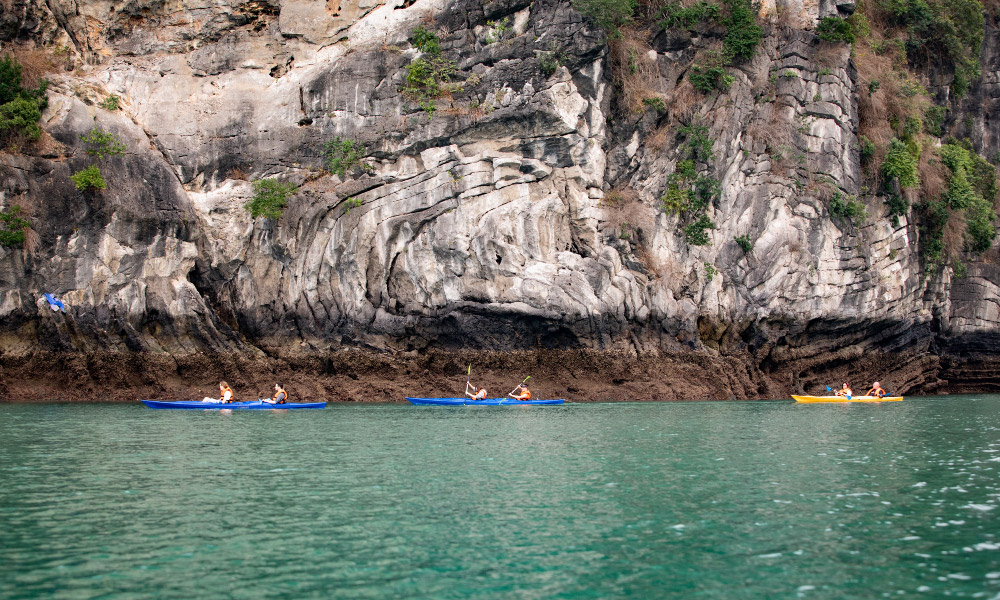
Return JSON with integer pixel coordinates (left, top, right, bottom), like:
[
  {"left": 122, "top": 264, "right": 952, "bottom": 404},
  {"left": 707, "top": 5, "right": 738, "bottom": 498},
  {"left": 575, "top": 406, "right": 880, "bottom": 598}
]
[
  {"left": 142, "top": 400, "right": 327, "bottom": 410},
  {"left": 406, "top": 397, "right": 565, "bottom": 406},
  {"left": 792, "top": 395, "right": 903, "bottom": 403}
]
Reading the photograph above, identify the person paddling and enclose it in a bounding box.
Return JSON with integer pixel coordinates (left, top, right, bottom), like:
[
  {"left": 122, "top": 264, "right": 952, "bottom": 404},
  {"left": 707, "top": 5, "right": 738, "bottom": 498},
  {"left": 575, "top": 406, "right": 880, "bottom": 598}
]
[
  {"left": 509, "top": 384, "right": 532, "bottom": 401},
  {"left": 262, "top": 383, "right": 288, "bottom": 404},
  {"left": 203, "top": 381, "right": 235, "bottom": 403},
  {"left": 865, "top": 382, "right": 886, "bottom": 398},
  {"left": 835, "top": 383, "right": 852, "bottom": 398},
  {"left": 466, "top": 382, "right": 487, "bottom": 401}
]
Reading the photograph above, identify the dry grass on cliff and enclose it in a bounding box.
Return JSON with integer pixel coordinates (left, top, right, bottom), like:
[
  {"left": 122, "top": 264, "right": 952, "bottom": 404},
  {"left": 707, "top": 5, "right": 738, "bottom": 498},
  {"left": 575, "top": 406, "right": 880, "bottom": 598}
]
[
  {"left": 813, "top": 43, "right": 847, "bottom": 70},
  {"left": 942, "top": 209, "right": 968, "bottom": 259},
  {"left": 635, "top": 0, "right": 670, "bottom": 20},
  {"left": 600, "top": 187, "right": 658, "bottom": 246},
  {"left": 227, "top": 166, "right": 250, "bottom": 180},
  {"left": 3, "top": 45, "right": 64, "bottom": 89},
  {"left": 610, "top": 27, "right": 663, "bottom": 114},
  {"left": 666, "top": 78, "right": 700, "bottom": 124},
  {"left": 919, "top": 145, "right": 948, "bottom": 201},
  {"left": 744, "top": 102, "right": 795, "bottom": 163}
]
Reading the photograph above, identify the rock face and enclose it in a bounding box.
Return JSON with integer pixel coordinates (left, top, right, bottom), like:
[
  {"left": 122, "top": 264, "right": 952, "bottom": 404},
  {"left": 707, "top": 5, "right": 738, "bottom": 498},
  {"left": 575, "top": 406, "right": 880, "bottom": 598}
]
[{"left": 1, "top": 0, "right": 998, "bottom": 401}]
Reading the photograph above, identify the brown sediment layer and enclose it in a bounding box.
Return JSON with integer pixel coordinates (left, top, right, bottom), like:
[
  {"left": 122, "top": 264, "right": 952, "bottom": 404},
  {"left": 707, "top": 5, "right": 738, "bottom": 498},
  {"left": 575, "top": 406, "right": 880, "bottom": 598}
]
[{"left": 2, "top": 344, "right": 997, "bottom": 403}]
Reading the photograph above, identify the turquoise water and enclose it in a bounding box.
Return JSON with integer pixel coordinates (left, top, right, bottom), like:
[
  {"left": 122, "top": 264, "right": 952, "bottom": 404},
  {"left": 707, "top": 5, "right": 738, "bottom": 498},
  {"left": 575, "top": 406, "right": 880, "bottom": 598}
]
[{"left": 2, "top": 398, "right": 999, "bottom": 598}]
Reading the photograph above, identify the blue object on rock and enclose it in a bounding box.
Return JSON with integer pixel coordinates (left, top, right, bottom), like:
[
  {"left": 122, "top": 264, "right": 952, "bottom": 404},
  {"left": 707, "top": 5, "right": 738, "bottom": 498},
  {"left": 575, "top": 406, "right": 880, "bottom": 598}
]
[{"left": 43, "top": 294, "right": 65, "bottom": 312}]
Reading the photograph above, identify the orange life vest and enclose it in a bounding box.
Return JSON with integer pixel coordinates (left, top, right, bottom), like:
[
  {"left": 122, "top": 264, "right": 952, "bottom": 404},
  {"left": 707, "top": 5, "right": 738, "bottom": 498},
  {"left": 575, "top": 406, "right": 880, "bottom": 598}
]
[
  {"left": 517, "top": 388, "right": 531, "bottom": 400},
  {"left": 221, "top": 386, "right": 234, "bottom": 403},
  {"left": 273, "top": 389, "right": 288, "bottom": 404}
]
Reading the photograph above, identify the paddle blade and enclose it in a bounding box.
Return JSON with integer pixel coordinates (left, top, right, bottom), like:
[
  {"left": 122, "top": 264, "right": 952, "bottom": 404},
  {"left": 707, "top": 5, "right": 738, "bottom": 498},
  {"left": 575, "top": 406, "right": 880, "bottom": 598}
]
[
  {"left": 523, "top": 375, "right": 531, "bottom": 383},
  {"left": 825, "top": 386, "right": 832, "bottom": 391},
  {"left": 467, "top": 363, "right": 471, "bottom": 376}
]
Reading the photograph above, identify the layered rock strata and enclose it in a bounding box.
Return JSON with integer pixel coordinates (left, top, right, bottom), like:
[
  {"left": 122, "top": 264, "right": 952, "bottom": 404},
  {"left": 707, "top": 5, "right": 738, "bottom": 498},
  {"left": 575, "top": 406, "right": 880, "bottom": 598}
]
[{"left": 1, "top": 0, "right": 998, "bottom": 401}]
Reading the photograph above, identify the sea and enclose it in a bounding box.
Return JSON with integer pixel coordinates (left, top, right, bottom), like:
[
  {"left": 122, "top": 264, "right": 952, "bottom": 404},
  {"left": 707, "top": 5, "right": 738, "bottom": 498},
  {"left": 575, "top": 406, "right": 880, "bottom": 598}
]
[{"left": 2, "top": 396, "right": 999, "bottom": 598}]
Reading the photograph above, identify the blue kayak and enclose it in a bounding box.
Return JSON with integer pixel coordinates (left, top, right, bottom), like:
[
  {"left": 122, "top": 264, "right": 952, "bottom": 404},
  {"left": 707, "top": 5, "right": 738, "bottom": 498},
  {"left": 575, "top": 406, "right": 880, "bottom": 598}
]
[
  {"left": 142, "top": 400, "right": 326, "bottom": 410},
  {"left": 406, "top": 397, "right": 565, "bottom": 406}
]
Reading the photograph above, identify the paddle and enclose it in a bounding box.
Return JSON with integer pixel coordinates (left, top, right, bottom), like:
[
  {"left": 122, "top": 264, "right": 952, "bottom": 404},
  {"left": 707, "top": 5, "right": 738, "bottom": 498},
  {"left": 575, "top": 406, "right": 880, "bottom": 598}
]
[{"left": 508, "top": 375, "right": 531, "bottom": 400}]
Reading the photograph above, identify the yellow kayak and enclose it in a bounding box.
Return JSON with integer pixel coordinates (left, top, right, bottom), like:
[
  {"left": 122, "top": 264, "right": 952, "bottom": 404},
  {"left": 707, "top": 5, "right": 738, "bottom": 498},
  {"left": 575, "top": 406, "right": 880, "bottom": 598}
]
[{"left": 793, "top": 395, "right": 903, "bottom": 403}]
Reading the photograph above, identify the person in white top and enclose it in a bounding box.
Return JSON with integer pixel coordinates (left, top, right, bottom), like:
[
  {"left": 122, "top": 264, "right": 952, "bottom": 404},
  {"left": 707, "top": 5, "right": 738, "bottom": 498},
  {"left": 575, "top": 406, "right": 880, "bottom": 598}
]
[
  {"left": 465, "top": 382, "right": 488, "bottom": 401},
  {"left": 203, "top": 381, "right": 234, "bottom": 403}
]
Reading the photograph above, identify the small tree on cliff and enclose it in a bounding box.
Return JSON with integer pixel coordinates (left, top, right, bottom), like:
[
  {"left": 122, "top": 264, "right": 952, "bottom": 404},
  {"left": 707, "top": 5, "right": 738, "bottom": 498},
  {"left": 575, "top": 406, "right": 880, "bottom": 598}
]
[
  {"left": 246, "top": 178, "right": 298, "bottom": 220},
  {"left": 70, "top": 126, "right": 126, "bottom": 194}
]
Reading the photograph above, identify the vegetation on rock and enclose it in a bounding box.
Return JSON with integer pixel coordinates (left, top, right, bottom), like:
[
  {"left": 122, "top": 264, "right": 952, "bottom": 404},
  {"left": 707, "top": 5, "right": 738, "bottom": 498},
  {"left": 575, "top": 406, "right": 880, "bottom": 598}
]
[
  {"left": 661, "top": 123, "right": 720, "bottom": 247},
  {"left": 82, "top": 127, "right": 126, "bottom": 160},
  {"left": 874, "top": 0, "right": 984, "bottom": 97},
  {"left": 0, "top": 54, "right": 48, "bottom": 143},
  {"left": 0, "top": 205, "right": 31, "bottom": 247},
  {"left": 658, "top": 0, "right": 761, "bottom": 94},
  {"left": 70, "top": 165, "right": 107, "bottom": 192},
  {"left": 572, "top": 0, "right": 638, "bottom": 38},
  {"left": 411, "top": 26, "right": 441, "bottom": 55},
  {"left": 734, "top": 234, "right": 752, "bottom": 253},
  {"left": 324, "top": 137, "right": 372, "bottom": 178},
  {"left": 829, "top": 191, "right": 868, "bottom": 224},
  {"left": 246, "top": 179, "right": 297, "bottom": 220},
  {"left": 816, "top": 16, "right": 856, "bottom": 44},
  {"left": 881, "top": 139, "right": 919, "bottom": 189},
  {"left": 100, "top": 95, "right": 121, "bottom": 111}
]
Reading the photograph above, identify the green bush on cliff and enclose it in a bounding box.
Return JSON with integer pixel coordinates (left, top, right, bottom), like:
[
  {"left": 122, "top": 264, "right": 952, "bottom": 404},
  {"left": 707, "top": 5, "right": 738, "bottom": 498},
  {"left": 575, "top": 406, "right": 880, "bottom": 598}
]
[
  {"left": 919, "top": 198, "right": 949, "bottom": 263},
  {"left": 658, "top": 1, "right": 721, "bottom": 29},
  {"left": 721, "top": 0, "right": 762, "bottom": 63},
  {"left": 0, "top": 54, "right": 48, "bottom": 143},
  {"left": 689, "top": 58, "right": 733, "bottom": 93},
  {"left": 660, "top": 0, "right": 761, "bottom": 70},
  {"left": 324, "top": 137, "right": 372, "bottom": 178},
  {"left": 0, "top": 54, "right": 48, "bottom": 109},
  {"left": 682, "top": 214, "right": 716, "bottom": 245},
  {"left": 924, "top": 105, "right": 946, "bottom": 137},
  {"left": 877, "top": 0, "right": 984, "bottom": 97},
  {"left": 70, "top": 165, "right": 107, "bottom": 192},
  {"left": 881, "top": 139, "right": 919, "bottom": 189},
  {"left": 539, "top": 50, "right": 563, "bottom": 76},
  {"left": 403, "top": 56, "right": 457, "bottom": 102},
  {"left": 734, "top": 234, "right": 753, "bottom": 253},
  {"left": 100, "top": 94, "right": 121, "bottom": 111},
  {"left": 412, "top": 26, "right": 441, "bottom": 56},
  {"left": 829, "top": 191, "right": 868, "bottom": 223},
  {"left": 816, "top": 16, "right": 856, "bottom": 43},
  {"left": 0, "top": 97, "right": 42, "bottom": 141},
  {"left": 965, "top": 196, "right": 997, "bottom": 253},
  {"left": 82, "top": 126, "right": 126, "bottom": 160},
  {"left": 573, "top": 0, "right": 637, "bottom": 37},
  {"left": 940, "top": 141, "right": 997, "bottom": 203},
  {"left": 0, "top": 205, "right": 31, "bottom": 247},
  {"left": 939, "top": 141, "right": 998, "bottom": 252},
  {"left": 246, "top": 178, "right": 297, "bottom": 220},
  {"left": 677, "top": 122, "right": 714, "bottom": 161},
  {"left": 661, "top": 122, "right": 721, "bottom": 247}
]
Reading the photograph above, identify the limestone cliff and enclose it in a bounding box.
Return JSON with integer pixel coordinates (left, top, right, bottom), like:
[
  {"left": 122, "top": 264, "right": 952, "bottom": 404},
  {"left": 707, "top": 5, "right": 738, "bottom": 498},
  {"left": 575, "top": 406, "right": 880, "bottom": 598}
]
[{"left": 0, "top": 0, "right": 998, "bottom": 401}]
